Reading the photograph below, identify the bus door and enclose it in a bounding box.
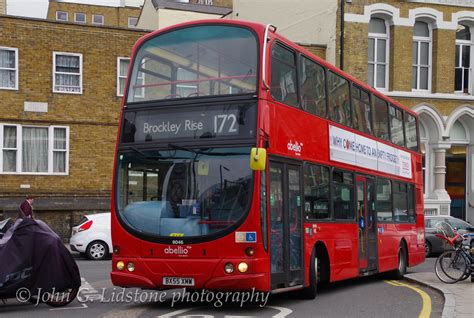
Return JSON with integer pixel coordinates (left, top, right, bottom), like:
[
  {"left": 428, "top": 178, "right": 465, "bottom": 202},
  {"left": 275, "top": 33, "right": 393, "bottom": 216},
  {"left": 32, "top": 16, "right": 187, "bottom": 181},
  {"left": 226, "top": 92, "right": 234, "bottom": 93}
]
[
  {"left": 269, "top": 160, "right": 304, "bottom": 290},
  {"left": 356, "top": 176, "right": 378, "bottom": 273}
]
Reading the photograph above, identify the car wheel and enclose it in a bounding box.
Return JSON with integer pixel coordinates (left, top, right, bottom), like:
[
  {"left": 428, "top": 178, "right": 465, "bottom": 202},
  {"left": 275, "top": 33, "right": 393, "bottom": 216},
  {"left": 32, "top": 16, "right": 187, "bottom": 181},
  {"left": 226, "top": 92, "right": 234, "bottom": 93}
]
[
  {"left": 424, "top": 240, "right": 432, "bottom": 257},
  {"left": 86, "top": 240, "right": 108, "bottom": 260}
]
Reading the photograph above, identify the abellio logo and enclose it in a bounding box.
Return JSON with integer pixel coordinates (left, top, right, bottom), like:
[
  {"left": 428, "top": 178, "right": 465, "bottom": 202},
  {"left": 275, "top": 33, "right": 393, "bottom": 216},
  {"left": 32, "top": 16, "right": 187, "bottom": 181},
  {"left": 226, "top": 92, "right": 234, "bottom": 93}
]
[
  {"left": 164, "top": 246, "right": 190, "bottom": 255},
  {"left": 287, "top": 140, "right": 303, "bottom": 156}
]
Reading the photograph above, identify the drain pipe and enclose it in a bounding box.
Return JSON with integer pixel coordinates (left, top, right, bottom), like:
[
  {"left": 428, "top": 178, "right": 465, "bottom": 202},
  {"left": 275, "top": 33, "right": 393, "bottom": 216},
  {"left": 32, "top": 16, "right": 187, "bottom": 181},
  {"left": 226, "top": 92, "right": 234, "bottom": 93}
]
[{"left": 340, "top": 0, "right": 346, "bottom": 70}]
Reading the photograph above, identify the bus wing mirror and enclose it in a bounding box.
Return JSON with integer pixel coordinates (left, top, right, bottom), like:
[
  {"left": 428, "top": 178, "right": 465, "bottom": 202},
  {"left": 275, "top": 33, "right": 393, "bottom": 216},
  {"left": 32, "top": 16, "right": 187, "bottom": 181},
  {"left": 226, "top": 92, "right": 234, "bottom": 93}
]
[{"left": 250, "top": 148, "right": 267, "bottom": 171}]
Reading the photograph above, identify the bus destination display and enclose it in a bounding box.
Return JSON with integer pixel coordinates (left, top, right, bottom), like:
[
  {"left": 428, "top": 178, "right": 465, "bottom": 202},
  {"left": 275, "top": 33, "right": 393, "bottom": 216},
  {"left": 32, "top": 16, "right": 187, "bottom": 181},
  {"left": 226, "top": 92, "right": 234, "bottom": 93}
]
[{"left": 121, "top": 104, "right": 255, "bottom": 143}]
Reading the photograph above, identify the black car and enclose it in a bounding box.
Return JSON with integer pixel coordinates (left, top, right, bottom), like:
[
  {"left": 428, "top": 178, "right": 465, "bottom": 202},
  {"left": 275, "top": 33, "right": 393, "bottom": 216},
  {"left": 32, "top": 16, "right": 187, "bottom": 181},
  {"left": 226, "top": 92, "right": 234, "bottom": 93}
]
[{"left": 424, "top": 215, "right": 474, "bottom": 257}]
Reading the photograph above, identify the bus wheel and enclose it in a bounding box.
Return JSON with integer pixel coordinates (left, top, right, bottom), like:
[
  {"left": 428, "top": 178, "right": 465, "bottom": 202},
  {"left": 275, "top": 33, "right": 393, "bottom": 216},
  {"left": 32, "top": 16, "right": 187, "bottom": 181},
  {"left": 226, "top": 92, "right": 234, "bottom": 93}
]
[
  {"left": 301, "top": 250, "right": 318, "bottom": 299},
  {"left": 391, "top": 243, "right": 407, "bottom": 280}
]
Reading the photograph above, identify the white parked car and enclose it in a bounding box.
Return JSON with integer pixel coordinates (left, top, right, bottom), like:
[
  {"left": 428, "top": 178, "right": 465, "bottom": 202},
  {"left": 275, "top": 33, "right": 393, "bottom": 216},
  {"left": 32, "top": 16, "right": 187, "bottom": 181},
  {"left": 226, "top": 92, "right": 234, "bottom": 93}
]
[{"left": 69, "top": 213, "right": 112, "bottom": 260}]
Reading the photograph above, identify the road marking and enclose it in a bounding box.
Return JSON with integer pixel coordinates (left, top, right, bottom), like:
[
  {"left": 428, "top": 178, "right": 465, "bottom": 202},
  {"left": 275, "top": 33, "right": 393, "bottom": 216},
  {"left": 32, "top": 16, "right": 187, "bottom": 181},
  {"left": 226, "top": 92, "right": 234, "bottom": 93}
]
[
  {"left": 384, "top": 280, "right": 432, "bottom": 318},
  {"left": 267, "top": 306, "right": 293, "bottom": 317},
  {"left": 49, "top": 303, "right": 88, "bottom": 311},
  {"left": 157, "top": 305, "right": 292, "bottom": 318},
  {"left": 157, "top": 307, "right": 198, "bottom": 317}
]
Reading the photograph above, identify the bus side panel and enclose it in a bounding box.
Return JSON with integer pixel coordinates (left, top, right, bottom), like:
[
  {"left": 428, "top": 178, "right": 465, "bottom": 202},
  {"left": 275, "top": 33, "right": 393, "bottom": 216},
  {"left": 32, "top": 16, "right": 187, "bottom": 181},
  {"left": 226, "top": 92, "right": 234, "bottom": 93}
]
[
  {"left": 304, "top": 223, "right": 358, "bottom": 283},
  {"left": 377, "top": 224, "right": 399, "bottom": 273}
]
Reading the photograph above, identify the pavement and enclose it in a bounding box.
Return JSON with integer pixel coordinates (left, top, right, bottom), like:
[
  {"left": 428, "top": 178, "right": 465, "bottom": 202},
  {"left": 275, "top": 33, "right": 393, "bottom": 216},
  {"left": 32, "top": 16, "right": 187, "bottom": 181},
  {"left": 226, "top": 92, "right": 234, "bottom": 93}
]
[{"left": 405, "top": 272, "right": 474, "bottom": 318}]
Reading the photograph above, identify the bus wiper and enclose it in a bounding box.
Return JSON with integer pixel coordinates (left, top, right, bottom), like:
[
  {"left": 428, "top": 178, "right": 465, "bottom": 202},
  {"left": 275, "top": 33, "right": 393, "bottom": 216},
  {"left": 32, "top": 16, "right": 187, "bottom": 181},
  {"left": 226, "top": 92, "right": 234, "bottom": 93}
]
[
  {"left": 167, "top": 144, "right": 248, "bottom": 156},
  {"left": 168, "top": 143, "right": 197, "bottom": 153},
  {"left": 129, "top": 147, "right": 162, "bottom": 159}
]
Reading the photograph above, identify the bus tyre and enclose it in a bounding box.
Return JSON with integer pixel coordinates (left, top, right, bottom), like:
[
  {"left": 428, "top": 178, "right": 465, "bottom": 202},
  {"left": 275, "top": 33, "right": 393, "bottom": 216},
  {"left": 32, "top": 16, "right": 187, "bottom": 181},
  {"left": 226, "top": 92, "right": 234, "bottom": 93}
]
[
  {"left": 391, "top": 243, "right": 407, "bottom": 280},
  {"left": 301, "top": 251, "right": 318, "bottom": 299}
]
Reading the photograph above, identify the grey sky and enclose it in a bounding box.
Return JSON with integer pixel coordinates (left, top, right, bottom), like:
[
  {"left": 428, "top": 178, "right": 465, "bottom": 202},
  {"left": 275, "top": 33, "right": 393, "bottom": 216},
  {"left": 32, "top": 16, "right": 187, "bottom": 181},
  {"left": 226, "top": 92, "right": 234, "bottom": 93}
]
[{"left": 6, "top": 0, "right": 143, "bottom": 19}]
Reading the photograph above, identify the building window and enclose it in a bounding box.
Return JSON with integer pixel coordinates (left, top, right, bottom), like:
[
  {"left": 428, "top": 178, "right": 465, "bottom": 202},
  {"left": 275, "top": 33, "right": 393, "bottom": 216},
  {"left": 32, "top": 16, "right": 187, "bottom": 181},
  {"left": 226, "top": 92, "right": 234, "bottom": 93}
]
[
  {"left": 75, "top": 13, "right": 86, "bottom": 23},
  {"left": 53, "top": 52, "right": 82, "bottom": 94},
  {"left": 117, "top": 57, "right": 144, "bottom": 98},
  {"left": 368, "top": 17, "right": 389, "bottom": 90},
  {"left": 0, "top": 124, "right": 69, "bottom": 174},
  {"left": 128, "top": 17, "right": 138, "bottom": 28},
  {"left": 0, "top": 47, "right": 18, "bottom": 90},
  {"left": 56, "top": 11, "right": 68, "bottom": 21},
  {"left": 92, "top": 14, "right": 104, "bottom": 25},
  {"left": 412, "top": 21, "right": 431, "bottom": 91},
  {"left": 455, "top": 24, "right": 472, "bottom": 94}
]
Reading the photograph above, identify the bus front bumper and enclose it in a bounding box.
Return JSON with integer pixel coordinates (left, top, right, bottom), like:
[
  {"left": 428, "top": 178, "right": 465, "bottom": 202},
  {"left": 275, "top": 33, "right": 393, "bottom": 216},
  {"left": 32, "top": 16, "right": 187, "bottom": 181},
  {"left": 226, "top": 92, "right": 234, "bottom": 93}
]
[{"left": 110, "top": 257, "right": 269, "bottom": 291}]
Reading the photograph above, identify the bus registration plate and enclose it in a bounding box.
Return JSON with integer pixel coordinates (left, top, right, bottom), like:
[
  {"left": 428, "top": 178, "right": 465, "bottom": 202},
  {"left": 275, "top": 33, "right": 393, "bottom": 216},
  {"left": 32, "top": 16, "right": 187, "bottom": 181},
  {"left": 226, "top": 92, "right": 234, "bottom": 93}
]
[{"left": 163, "top": 277, "right": 195, "bottom": 286}]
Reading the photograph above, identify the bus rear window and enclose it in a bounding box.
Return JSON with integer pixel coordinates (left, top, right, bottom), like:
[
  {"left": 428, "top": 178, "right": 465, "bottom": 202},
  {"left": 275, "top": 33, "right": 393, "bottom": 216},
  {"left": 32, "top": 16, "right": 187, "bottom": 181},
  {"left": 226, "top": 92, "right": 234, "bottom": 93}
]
[{"left": 127, "top": 25, "right": 258, "bottom": 103}]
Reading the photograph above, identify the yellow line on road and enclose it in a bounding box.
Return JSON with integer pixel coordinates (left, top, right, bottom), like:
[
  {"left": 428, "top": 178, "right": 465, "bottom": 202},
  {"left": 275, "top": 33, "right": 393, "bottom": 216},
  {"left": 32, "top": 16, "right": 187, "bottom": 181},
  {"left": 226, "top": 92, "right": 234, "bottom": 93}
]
[{"left": 384, "top": 280, "right": 432, "bottom": 318}]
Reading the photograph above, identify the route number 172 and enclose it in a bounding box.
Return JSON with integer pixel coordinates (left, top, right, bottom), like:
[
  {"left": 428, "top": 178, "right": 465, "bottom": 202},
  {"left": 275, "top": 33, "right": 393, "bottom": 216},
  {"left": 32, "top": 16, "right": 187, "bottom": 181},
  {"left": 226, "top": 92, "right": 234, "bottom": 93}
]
[{"left": 214, "top": 114, "right": 238, "bottom": 134}]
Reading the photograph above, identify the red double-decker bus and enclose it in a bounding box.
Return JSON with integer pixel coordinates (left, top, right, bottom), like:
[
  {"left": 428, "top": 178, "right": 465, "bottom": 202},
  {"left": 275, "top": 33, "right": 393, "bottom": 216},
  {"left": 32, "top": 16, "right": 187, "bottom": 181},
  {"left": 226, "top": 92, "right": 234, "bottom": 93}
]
[{"left": 111, "top": 19, "right": 424, "bottom": 298}]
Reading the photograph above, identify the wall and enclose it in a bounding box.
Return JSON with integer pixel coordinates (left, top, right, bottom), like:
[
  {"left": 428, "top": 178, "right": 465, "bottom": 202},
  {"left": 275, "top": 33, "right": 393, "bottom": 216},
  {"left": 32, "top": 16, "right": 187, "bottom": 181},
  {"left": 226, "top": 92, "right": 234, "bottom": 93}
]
[{"left": 232, "top": 0, "right": 336, "bottom": 64}]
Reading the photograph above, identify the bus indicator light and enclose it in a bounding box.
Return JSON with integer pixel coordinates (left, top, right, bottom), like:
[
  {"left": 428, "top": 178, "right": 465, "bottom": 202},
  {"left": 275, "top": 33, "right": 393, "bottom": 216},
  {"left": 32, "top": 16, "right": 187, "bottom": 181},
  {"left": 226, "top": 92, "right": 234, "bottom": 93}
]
[
  {"left": 245, "top": 247, "right": 255, "bottom": 256},
  {"left": 224, "top": 263, "right": 234, "bottom": 274}
]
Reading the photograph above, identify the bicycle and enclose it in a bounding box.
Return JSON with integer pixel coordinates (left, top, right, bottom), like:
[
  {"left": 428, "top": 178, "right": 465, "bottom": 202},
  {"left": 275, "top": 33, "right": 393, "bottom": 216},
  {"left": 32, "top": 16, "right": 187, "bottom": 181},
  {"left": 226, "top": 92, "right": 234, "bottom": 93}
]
[{"left": 433, "top": 221, "right": 474, "bottom": 284}]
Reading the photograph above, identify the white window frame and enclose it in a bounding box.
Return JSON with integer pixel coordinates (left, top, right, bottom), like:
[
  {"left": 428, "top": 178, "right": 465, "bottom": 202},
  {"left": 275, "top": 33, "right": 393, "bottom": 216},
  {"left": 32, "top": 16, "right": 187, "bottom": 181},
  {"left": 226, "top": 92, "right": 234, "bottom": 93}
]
[
  {"left": 56, "top": 11, "right": 68, "bottom": 21},
  {"left": 128, "top": 17, "right": 138, "bottom": 28},
  {"left": 0, "top": 47, "right": 19, "bottom": 90},
  {"left": 0, "top": 124, "right": 69, "bottom": 175},
  {"left": 455, "top": 25, "right": 473, "bottom": 95},
  {"left": 412, "top": 22, "right": 432, "bottom": 93},
  {"left": 75, "top": 12, "right": 86, "bottom": 23},
  {"left": 117, "top": 57, "right": 145, "bottom": 98},
  {"left": 53, "top": 52, "right": 83, "bottom": 94},
  {"left": 117, "top": 57, "right": 130, "bottom": 97},
  {"left": 92, "top": 14, "right": 104, "bottom": 25},
  {"left": 368, "top": 19, "right": 390, "bottom": 91}
]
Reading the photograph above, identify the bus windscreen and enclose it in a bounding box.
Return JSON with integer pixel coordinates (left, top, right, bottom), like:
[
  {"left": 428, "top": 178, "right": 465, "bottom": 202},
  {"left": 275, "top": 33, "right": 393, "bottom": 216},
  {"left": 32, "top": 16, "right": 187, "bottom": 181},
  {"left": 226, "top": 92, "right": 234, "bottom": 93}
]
[{"left": 126, "top": 25, "right": 258, "bottom": 103}]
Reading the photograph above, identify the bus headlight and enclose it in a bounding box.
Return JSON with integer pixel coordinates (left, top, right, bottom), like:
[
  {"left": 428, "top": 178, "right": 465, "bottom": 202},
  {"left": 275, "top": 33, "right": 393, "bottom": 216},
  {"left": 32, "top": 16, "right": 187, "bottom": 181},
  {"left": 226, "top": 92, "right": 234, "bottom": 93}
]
[
  {"left": 116, "top": 261, "right": 125, "bottom": 271},
  {"left": 224, "top": 263, "right": 234, "bottom": 274},
  {"left": 238, "top": 262, "right": 248, "bottom": 273},
  {"left": 127, "top": 262, "right": 135, "bottom": 272}
]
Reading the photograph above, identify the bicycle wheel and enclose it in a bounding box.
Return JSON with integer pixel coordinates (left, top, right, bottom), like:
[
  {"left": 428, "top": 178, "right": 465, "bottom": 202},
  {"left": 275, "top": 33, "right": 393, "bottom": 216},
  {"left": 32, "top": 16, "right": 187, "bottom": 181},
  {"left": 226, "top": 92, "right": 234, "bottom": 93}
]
[{"left": 435, "top": 250, "right": 469, "bottom": 283}]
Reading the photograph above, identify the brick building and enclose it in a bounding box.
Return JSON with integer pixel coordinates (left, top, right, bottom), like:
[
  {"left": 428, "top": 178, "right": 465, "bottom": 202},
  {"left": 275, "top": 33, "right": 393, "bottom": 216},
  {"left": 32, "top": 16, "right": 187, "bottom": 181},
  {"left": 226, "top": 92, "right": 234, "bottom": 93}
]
[
  {"left": 0, "top": 0, "right": 5, "bottom": 15},
  {"left": 47, "top": 0, "right": 142, "bottom": 28},
  {"left": 0, "top": 15, "right": 146, "bottom": 238},
  {"left": 342, "top": 1, "right": 474, "bottom": 223}
]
